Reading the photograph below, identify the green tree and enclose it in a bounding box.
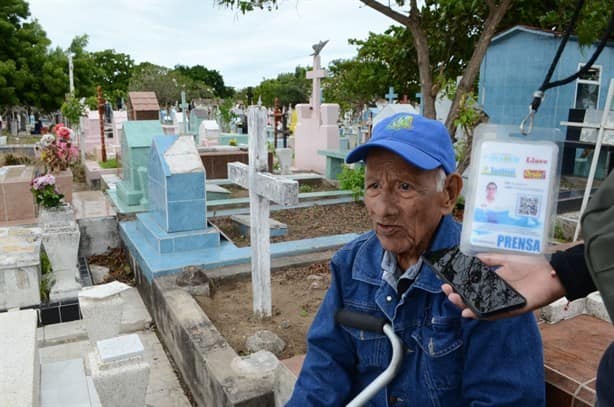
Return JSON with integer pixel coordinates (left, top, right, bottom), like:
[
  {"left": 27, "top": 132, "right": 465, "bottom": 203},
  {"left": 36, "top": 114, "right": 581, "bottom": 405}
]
[
  {"left": 91, "top": 49, "right": 134, "bottom": 107},
  {"left": 217, "top": 0, "right": 613, "bottom": 138},
  {"left": 174, "top": 64, "right": 232, "bottom": 98},
  {"left": 0, "top": 0, "right": 63, "bottom": 115},
  {"left": 129, "top": 63, "right": 214, "bottom": 107},
  {"left": 253, "top": 66, "right": 310, "bottom": 107},
  {"left": 324, "top": 57, "right": 389, "bottom": 111}
]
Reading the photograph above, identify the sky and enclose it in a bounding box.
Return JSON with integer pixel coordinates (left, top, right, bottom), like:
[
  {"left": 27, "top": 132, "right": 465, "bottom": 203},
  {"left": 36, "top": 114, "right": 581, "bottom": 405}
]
[{"left": 27, "top": 0, "right": 401, "bottom": 89}]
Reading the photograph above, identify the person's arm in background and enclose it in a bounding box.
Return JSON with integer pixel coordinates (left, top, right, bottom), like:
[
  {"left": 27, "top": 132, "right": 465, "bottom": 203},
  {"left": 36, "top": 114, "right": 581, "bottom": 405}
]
[
  {"left": 461, "top": 315, "right": 545, "bottom": 406},
  {"left": 442, "top": 244, "right": 594, "bottom": 319},
  {"left": 286, "top": 260, "right": 357, "bottom": 406}
]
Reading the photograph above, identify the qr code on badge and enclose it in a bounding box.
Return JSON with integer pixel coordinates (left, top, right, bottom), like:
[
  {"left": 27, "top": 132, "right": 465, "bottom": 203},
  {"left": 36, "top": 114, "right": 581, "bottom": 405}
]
[{"left": 515, "top": 195, "right": 540, "bottom": 217}]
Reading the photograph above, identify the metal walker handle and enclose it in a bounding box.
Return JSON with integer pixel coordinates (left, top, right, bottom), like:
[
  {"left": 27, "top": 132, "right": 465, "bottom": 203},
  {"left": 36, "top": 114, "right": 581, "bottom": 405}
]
[{"left": 335, "top": 309, "right": 404, "bottom": 407}]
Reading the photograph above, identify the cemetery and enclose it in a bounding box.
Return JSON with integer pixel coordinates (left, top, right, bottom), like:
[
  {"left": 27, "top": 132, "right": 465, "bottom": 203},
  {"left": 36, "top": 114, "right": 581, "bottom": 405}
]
[{"left": 1, "top": 1, "right": 614, "bottom": 405}]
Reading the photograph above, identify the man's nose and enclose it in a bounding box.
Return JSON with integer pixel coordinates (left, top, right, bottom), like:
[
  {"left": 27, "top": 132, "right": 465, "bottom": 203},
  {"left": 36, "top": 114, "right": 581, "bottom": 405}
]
[{"left": 372, "top": 189, "right": 399, "bottom": 217}]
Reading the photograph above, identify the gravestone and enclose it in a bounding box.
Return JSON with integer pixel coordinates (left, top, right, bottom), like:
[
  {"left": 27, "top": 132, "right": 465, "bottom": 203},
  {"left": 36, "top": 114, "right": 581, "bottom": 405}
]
[
  {"left": 198, "top": 120, "right": 220, "bottom": 146},
  {"left": 134, "top": 134, "right": 219, "bottom": 255},
  {"left": 228, "top": 105, "right": 298, "bottom": 317},
  {"left": 112, "top": 120, "right": 163, "bottom": 211},
  {"left": 294, "top": 49, "right": 340, "bottom": 174},
  {"left": 190, "top": 107, "right": 211, "bottom": 136},
  {"left": 0, "top": 165, "right": 36, "bottom": 223}
]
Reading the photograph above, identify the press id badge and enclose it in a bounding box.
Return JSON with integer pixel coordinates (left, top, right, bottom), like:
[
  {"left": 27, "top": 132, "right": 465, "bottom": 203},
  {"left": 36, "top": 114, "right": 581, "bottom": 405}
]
[{"left": 460, "top": 124, "right": 562, "bottom": 255}]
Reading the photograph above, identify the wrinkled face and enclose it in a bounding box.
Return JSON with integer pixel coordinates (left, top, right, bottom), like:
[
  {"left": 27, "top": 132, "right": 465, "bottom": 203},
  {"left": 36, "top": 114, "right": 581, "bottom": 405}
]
[{"left": 364, "top": 148, "right": 447, "bottom": 268}]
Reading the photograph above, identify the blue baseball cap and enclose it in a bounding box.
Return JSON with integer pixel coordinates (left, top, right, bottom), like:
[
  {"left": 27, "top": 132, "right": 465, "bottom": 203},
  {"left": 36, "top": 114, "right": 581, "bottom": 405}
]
[{"left": 346, "top": 113, "right": 456, "bottom": 174}]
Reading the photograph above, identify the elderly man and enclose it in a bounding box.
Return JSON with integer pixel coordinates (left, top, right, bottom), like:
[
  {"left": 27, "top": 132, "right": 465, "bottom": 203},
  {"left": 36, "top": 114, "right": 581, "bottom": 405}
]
[{"left": 287, "top": 113, "right": 544, "bottom": 406}]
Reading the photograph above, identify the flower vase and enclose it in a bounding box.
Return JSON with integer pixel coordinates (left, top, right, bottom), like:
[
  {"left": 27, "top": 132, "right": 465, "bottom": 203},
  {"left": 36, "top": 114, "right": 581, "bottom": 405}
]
[
  {"left": 39, "top": 203, "right": 74, "bottom": 227},
  {"left": 40, "top": 202, "right": 81, "bottom": 301}
]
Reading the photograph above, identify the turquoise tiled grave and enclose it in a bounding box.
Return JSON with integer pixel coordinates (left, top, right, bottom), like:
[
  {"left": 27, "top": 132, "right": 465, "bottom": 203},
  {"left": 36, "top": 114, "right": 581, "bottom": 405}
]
[{"left": 111, "top": 120, "right": 163, "bottom": 211}]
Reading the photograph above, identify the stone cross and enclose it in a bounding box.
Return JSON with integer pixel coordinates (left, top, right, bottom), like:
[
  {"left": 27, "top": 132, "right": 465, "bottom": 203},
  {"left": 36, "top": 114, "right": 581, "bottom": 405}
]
[
  {"left": 306, "top": 54, "right": 327, "bottom": 125},
  {"left": 180, "top": 91, "right": 189, "bottom": 134},
  {"left": 386, "top": 86, "right": 398, "bottom": 104},
  {"left": 228, "top": 106, "right": 299, "bottom": 317},
  {"left": 97, "top": 86, "right": 107, "bottom": 162}
]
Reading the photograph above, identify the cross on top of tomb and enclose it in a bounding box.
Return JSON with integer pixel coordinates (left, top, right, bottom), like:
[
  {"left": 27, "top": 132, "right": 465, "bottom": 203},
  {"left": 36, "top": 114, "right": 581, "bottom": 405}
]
[
  {"left": 227, "top": 106, "right": 299, "bottom": 318},
  {"left": 386, "top": 86, "right": 398, "bottom": 104},
  {"left": 180, "top": 91, "right": 189, "bottom": 134},
  {"left": 306, "top": 46, "right": 328, "bottom": 125}
]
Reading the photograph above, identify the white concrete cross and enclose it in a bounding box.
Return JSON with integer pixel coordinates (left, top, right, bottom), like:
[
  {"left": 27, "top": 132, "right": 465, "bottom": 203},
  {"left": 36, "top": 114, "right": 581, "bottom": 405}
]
[
  {"left": 227, "top": 106, "right": 299, "bottom": 317},
  {"left": 180, "top": 91, "right": 189, "bottom": 134},
  {"left": 306, "top": 54, "right": 328, "bottom": 125}
]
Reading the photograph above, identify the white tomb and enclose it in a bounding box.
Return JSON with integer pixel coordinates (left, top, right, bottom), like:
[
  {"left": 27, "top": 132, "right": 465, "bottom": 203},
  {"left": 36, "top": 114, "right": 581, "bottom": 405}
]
[
  {"left": 0, "top": 227, "right": 42, "bottom": 310},
  {"left": 0, "top": 309, "right": 40, "bottom": 407},
  {"left": 89, "top": 333, "right": 150, "bottom": 407}
]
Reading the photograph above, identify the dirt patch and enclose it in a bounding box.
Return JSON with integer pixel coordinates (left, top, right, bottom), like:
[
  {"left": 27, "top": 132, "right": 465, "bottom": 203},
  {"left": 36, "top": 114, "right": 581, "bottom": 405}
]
[
  {"left": 87, "top": 247, "right": 135, "bottom": 285},
  {"left": 210, "top": 201, "right": 372, "bottom": 247},
  {"left": 196, "top": 262, "right": 331, "bottom": 360}
]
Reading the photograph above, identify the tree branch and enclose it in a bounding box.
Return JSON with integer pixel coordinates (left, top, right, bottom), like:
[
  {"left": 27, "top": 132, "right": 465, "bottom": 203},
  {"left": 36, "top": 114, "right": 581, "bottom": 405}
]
[
  {"left": 445, "top": 0, "right": 513, "bottom": 137},
  {"left": 359, "top": 0, "right": 410, "bottom": 26}
]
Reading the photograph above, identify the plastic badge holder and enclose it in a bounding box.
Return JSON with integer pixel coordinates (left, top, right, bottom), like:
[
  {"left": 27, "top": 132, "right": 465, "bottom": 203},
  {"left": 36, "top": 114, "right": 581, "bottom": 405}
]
[{"left": 460, "top": 124, "right": 563, "bottom": 255}]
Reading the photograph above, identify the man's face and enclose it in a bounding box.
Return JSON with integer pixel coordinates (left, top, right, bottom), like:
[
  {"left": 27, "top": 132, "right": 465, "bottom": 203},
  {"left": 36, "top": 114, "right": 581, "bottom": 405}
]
[
  {"left": 486, "top": 183, "right": 497, "bottom": 200},
  {"left": 364, "top": 148, "right": 447, "bottom": 268}
]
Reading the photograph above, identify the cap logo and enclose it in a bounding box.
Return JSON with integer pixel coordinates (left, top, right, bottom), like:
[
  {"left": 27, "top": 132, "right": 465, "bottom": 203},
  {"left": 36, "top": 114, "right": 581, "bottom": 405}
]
[{"left": 387, "top": 115, "right": 414, "bottom": 130}]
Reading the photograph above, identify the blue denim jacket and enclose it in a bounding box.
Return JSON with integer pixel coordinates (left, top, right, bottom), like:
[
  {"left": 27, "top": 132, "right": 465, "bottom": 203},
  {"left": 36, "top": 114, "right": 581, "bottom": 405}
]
[{"left": 287, "top": 216, "right": 545, "bottom": 406}]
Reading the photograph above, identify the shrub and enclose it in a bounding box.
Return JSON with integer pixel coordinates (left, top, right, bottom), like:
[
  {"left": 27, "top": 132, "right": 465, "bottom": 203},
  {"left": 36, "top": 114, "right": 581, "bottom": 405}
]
[
  {"left": 2, "top": 153, "right": 32, "bottom": 166},
  {"left": 338, "top": 165, "right": 365, "bottom": 201},
  {"left": 299, "top": 184, "right": 313, "bottom": 193}
]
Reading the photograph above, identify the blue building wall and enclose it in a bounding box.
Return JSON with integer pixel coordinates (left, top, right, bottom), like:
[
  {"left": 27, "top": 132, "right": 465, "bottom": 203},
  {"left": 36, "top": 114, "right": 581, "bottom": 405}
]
[{"left": 479, "top": 27, "right": 614, "bottom": 131}]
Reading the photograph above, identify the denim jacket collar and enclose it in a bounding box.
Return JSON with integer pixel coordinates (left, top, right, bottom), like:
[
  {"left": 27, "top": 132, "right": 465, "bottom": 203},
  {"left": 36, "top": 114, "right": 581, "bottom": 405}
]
[{"left": 352, "top": 215, "right": 460, "bottom": 294}]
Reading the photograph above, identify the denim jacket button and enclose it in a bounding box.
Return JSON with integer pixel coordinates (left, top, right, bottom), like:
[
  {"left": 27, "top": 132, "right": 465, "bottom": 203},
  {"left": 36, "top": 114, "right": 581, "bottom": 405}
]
[
  {"left": 388, "top": 395, "right": 398, "bottom": 404},
  {"left": 386, "top": 295, "right": 393, "bottom": 302}
]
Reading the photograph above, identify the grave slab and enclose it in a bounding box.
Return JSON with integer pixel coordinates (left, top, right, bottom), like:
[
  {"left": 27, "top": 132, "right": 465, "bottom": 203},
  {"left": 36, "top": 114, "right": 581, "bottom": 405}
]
[
  {"left": 0, "top": 309, "right": 39, "bottom": 407},
  {"left": 206, "top": 183, "right": 231, "bottom": 200},
  {"left": 38, "top": 331, "right": 189, "bottom": 406},
  {"left": 0, "top": 226, "right": 42, "bottom": 310},
  {"left": 122, "top": 219, "right": 358, "bottom": 281},
  {"left": 40, "top": 358, "right": 90, "bottom": 407},
  {"left": 231, "top": 214, "right": 288, "bottom": 237}
]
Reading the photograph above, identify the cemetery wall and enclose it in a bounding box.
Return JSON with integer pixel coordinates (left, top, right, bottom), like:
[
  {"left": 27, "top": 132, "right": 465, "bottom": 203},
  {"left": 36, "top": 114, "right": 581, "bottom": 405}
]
[{"left": 132, "top": 259, "right": 274, "bottom": 406}]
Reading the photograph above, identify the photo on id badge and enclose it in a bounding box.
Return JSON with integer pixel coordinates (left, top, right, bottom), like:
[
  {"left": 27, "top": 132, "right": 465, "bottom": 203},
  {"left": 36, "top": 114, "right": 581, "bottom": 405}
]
[{"left": 468, "top": 140, "right": 556, "bottom": 254}]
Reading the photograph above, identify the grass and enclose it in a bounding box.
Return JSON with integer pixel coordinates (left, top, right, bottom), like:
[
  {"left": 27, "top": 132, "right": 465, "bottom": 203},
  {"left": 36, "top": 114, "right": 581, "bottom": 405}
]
[
  {"left": 40, "top": 251, "right": 52, "bottom": 303},
  {"left": 98, "top": 158, "right": 119, "bottom": 169}
]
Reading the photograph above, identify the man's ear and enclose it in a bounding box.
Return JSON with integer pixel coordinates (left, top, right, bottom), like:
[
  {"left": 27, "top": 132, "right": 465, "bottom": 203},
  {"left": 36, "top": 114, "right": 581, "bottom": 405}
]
[{"left": 441, "top": 173, "right": 463, "bottom": 215}]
